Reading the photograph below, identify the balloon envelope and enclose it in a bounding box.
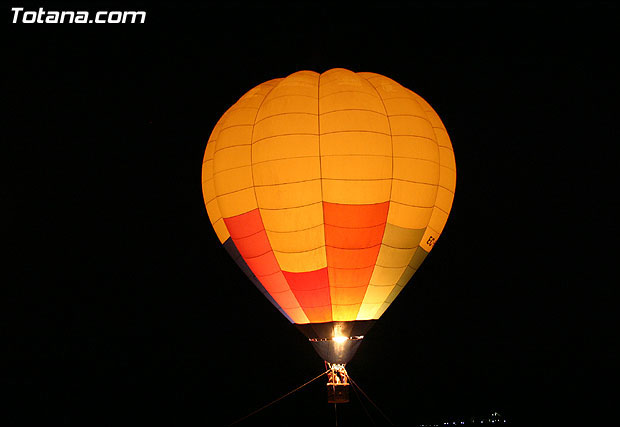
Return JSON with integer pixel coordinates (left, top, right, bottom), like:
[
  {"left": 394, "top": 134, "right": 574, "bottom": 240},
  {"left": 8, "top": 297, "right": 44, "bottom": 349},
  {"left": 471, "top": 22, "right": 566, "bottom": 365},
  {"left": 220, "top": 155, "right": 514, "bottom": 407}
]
[{"left": 202, "top": 69, "right": 456, "bottom": 362}]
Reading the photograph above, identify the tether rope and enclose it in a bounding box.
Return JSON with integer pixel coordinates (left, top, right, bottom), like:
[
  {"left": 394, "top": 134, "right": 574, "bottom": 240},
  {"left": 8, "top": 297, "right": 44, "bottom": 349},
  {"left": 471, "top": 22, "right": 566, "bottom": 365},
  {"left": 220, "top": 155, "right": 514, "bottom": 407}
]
[
  {"left": 348, "top": 375, "right": 396, "bottom": 426},
  {"left": 228, "top": 369, "right": 330, "bottom": 426},
  {"left": 350, "top": 378, "right": 375, "bottom": 425}
]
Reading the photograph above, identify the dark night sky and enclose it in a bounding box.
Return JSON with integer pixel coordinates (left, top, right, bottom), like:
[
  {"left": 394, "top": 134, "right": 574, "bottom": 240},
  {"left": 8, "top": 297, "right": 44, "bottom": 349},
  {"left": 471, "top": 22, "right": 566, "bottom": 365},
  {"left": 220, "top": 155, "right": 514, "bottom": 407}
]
[{"left": 6, "top": 2, "right": 617, "bottom": 426}]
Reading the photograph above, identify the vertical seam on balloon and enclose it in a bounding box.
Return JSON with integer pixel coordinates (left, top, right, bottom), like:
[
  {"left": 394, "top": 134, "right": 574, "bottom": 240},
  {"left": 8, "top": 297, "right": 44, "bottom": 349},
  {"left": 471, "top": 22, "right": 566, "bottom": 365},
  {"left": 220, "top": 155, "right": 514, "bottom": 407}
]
[
  {"left": 381, "top": 89, "right": 442, "bottom": 306},
  {"left": 398, "top": 88, "right": 440, "bottom": 240},
  {"left": 318, "top": 70, "right": 334, "bottom": 323},
  {"left": 247, "top": 79, "right": 308, "bottom": 324},
  {"left": 249, "top": 82, "right": 279, "bottom": 195},
  {"left": 212, "top": 105, "right": 254, "bottom": 242},
  {"left": 354, "top": 73, "right": 394, "bottom": 321},
  {"left": 406, "top": 90, "right": 444, "bottom": 248},
  {"left": 208, "top": 111, "right": 233, "bottom": 243}
]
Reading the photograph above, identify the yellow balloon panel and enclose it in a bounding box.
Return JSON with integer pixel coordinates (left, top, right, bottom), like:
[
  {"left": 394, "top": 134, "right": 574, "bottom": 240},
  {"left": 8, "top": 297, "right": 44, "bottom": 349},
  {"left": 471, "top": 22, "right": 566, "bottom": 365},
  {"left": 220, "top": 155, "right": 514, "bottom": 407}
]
[
  {"left": 213, "top": 125, "right": 254, "bottom": 152},
  {"left": 252, "top": 134, "right": 319, "bottom": 163},
  {"left": 213, "top": 166, "right": 253, "bottom": 195},
  {"left": 216, "top": 188, "right": 257, "bottom": 219},
  {"left": 252, "top": 157, "right": 320, "bottom": 186},
  {"left": 427, "top": 209, "right": 450, "bottom": 238},
  {"left": 332, "top": 307, "right": 363, "bottom": 323},
  {"left": 387, "top": 202, "right": 433, "bottom": 229},
  {"left": 393, "top": 157, "right": 440, "bottom": 185},
  {"left": 322, "top": 179, "right": 391, "bottom": 205},
  {"left": 392, "top": 135, "right": 438, "bottom": 161},
  {"left": 356, "top": 303, "right": 382, "bottom": 320},
  {"left": 202, "top": 111, "right": 230, "bottom": 243},
  {"left": 369, "top": 264, "right": 408, "bottom": 287},
  {"left": 212, "top": 142, "right": 256, "bottom": 218},
  {"left": 202, "top": 171, "right": 216, "bottom": 204},
  {"left": 321, "top": 155, "right": 391, "bottom": 181},
  {"left": 274, "top": 247, "right": 327, "bottom": 273},
  {"left": 372, "top": 301, "right": 394, "bottom": 320},
  {"left": 375, "top": 245, "right": 417, "bottom": 269},
  {"left": 254, "top": 180, "right": 322, "bottom": 210},
  {"left": 213, "top": 145, "right": 251, "bottom": 174},
  {"left": 389, "top": 115, "right": 437, "bottom": 140},
  {"left": 320, "top": 90, "right": 385, "bottom": 114},
  {"left": 210, "top": 218, "right": 230, "bottom": 244},
  {"left": 256, "top": 95, "right": 318, "bottom": 122},
  {"left": 439, "top": 145, "right": 457, "bottom": 173},
  {"left": 440, "top": 161, "right": 457, "bottom": 193},
  {"left": 320, "top": 131, "right": 391, "bottom": 156},
  {"left": 382, "top": 97, "right": 428, "bottom": 116},
  {"left": 381, "top": 224, "right": 425, "bottom": 250},
  {"left": 391, "top": 180, "right": 437, "bottom": 208},
  {"left": 434, "top": 187, "right": 455, "bottom": 217},
  {"left": 433, "top": 126, "right": 454, "bottom": 149},
  {"left": 253, "top": 113, "right": 319, "bottom": 143},
  {"left": 360, "top": 284, "right": 395, "bottom": 305},
  {"left": 260, "top": 203, "right": 323, "bottom": 233},
  {"left": 320, "top": 110, "right": 390, "bottom": 135},
  {"left": 266, "top": 225, "right": 325, "bottom": 253}
]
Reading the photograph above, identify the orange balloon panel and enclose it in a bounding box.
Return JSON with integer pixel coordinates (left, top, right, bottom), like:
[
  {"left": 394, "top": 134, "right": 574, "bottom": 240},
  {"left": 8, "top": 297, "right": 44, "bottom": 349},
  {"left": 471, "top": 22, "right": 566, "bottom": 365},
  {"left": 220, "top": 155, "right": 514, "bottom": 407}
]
[{"left": 202, "top": 68, "right": 456, "bottom": 325}]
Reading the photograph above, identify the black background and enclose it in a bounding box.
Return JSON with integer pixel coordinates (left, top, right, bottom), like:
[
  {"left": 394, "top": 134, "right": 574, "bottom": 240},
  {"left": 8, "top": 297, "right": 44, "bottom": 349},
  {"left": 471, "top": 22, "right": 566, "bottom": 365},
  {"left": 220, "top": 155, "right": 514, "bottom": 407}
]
[{"left": 6, "top": 2, "right": 617, "bottom": 426}]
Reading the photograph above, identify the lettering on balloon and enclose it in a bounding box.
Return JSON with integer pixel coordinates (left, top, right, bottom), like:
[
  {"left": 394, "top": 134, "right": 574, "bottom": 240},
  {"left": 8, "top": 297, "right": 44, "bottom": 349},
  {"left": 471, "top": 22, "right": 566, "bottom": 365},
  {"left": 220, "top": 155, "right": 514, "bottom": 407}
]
[{"left": 426, "top": 236, "right": 436, "bottom": 247}]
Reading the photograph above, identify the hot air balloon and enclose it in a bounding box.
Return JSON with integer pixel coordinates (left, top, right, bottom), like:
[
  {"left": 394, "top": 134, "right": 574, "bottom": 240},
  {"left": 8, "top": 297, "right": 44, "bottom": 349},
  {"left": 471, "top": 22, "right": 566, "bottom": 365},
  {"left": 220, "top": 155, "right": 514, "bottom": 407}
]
[{"left": 201, "top": 68, "right": 456, "bottom": 402}]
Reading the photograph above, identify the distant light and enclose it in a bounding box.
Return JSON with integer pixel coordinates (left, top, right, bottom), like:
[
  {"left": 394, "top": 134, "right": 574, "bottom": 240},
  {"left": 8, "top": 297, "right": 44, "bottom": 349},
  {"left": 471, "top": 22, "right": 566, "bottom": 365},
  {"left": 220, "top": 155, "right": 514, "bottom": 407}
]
[{"left": 332, "top": 336, "right": 348, "bottom": 343}]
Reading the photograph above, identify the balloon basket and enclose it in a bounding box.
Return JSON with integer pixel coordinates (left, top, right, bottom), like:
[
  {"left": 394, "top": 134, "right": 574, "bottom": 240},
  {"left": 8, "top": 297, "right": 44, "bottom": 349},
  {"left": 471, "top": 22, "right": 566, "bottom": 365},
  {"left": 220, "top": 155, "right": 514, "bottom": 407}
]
[
  {"left": 326, "top": 363, "right": 350, "bottom": 403},
  {"left": 327, "top": 384, "right": 350, "bottom": 403}
]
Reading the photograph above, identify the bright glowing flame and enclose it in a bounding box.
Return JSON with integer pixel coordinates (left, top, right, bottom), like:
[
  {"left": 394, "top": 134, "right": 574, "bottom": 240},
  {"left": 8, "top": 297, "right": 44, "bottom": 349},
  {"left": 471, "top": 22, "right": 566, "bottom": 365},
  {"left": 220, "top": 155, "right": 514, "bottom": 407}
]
[{"left": 332, "top": 336, "right": 348, "bottom": 344}]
